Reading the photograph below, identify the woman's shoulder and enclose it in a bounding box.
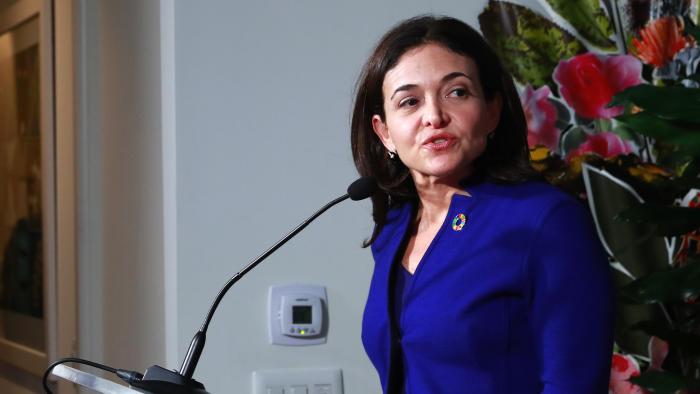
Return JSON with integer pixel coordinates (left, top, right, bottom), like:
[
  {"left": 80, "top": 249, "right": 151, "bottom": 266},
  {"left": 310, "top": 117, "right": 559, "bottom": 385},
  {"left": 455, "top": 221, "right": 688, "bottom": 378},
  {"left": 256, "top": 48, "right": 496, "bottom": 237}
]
[
  {"left": 479, "top": 179, "right": 575, "bottom": 202},
  {"left": 474, "top": 179, "right": 586, "bottom": 220}
]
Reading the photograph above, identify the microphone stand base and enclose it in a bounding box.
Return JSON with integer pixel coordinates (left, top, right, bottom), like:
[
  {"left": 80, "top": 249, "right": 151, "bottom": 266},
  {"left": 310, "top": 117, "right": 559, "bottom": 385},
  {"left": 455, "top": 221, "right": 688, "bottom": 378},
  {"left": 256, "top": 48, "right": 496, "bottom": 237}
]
[{"left": 130, "top": 365, "right": 209, "bottom": 394}]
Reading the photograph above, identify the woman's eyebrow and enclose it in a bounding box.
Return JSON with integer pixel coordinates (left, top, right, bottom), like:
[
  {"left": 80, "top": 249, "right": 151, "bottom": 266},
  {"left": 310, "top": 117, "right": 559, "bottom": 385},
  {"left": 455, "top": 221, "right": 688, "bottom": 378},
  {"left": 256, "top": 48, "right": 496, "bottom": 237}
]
[
  {"left": 390, "top": 72, "right": 472, "bottom": 99},
  {"left": 390, "top": 84, "right": 417, "bottom": 100},
  {"left": 442, "top": 71, "right": 472, "bottom": 83}
]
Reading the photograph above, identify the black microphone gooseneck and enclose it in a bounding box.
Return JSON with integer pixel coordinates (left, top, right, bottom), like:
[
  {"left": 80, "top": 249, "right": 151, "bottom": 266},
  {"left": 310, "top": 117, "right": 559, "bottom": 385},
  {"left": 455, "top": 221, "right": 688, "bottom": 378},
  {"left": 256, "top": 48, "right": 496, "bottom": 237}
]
[
  {"left": 179, "top": 195, "right": 347, "bottom": 377},
  {"left": 128, "top": 177, "right": 377, "bottom": 393}
]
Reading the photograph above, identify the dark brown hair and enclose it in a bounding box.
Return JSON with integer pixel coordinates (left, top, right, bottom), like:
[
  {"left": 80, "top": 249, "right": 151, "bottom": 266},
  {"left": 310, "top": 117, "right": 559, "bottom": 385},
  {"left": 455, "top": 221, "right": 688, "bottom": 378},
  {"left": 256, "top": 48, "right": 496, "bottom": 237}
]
[{"left": 351, "top": 15, "right": 537, "bottom": 246}]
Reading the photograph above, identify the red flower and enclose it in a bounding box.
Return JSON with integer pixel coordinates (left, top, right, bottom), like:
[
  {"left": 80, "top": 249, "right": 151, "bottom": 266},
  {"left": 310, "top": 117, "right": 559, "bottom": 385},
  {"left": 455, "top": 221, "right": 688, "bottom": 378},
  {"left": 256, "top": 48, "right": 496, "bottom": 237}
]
[
  {"left": 567, "top": 132, "right": 635, "bottom": 161},
  {"left": 609, "top": 353, "right": 645, "bottom": 394},
  {"left": 554, "top": 53, "right": 642, "bottom": 119},
  {"left": 520, "top": 85, "right": 560, "bottom": 151},
  {"left": 632, "top": 16, "right": 691, "bottom": 67}
]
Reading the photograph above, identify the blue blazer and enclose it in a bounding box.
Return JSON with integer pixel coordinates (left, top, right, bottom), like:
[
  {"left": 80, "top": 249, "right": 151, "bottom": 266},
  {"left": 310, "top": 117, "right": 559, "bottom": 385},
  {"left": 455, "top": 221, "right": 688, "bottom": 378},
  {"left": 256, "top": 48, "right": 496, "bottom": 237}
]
[{"left": 361, "top": 180, "right": 614, "bottom": 393}]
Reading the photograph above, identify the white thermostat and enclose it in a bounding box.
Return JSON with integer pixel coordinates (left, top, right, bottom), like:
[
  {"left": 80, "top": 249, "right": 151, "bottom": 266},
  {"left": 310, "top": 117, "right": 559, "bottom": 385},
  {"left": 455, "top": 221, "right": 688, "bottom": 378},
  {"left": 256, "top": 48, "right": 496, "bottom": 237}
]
[{"left": 269, "top": 284, "right": 327, "bottom": 346}]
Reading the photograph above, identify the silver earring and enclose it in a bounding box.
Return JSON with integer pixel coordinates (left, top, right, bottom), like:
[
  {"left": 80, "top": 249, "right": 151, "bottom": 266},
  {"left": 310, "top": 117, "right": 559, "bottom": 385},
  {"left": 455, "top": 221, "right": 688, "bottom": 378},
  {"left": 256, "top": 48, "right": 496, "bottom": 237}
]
[{"left": 388, "top": 150, "right": 396, "bottom": 159}]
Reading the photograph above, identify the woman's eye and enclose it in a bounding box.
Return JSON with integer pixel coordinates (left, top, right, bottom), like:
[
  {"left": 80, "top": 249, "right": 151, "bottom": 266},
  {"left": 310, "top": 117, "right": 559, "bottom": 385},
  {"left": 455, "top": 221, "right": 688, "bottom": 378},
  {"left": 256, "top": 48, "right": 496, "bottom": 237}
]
[
  {"left": 399, "top": 98, "right": 419, "bottom": 108},
  {"left": 449, "top": 88, "right": 468, "bottom": 97}
]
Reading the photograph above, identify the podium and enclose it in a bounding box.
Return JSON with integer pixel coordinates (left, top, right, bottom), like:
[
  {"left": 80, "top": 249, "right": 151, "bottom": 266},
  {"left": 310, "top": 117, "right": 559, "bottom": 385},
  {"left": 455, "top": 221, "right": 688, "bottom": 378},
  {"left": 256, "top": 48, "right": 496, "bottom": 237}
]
[
  {"left": 50, "top": 364, "right": 210, "bottom": 394},
  {"left": 51, "top": 364, "right": 145, "bottom": 393}
]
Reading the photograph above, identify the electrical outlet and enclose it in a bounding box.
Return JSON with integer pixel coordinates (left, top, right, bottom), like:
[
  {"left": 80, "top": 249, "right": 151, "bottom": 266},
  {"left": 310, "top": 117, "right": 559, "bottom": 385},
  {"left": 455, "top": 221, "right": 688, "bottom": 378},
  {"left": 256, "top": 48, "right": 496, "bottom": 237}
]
[{"left": 252, "top": 368, "right": 342, "bottom": 394}]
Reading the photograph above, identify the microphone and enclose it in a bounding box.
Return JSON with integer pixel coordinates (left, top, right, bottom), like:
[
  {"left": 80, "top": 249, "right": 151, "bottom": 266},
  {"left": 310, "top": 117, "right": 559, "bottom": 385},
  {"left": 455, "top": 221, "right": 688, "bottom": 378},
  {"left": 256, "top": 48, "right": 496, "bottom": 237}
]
[
  {"left": 347, "top": 176, "right": 378, "bottom": 201},
  {"left": 125, "top": 177, "right": 377, "bottom": 393}
]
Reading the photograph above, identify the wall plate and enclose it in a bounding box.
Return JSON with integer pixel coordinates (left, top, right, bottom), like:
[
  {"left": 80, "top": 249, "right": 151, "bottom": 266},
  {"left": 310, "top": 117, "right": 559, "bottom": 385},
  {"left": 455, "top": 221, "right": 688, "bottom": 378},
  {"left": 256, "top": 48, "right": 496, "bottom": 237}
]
[
  {"left": 268, "top": 284, "right": 327, "bottom": 346},
  {"left": 252, "top": 367, "right": 343, "bottom": 394}
]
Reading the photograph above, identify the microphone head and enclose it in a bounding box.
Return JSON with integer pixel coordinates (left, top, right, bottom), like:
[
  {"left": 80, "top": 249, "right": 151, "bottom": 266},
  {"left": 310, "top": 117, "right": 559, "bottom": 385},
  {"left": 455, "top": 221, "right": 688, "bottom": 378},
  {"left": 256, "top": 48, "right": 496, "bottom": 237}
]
[{"left": 347, "top": 177, "right": 378, "bottom": 201}]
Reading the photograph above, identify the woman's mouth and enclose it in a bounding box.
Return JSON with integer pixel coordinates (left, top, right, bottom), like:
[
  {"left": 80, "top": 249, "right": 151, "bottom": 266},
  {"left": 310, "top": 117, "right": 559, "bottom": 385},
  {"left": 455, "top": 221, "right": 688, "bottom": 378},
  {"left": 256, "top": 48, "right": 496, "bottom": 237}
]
[{"left": 422, "top": 134, "right": 456, "bottom": 151}]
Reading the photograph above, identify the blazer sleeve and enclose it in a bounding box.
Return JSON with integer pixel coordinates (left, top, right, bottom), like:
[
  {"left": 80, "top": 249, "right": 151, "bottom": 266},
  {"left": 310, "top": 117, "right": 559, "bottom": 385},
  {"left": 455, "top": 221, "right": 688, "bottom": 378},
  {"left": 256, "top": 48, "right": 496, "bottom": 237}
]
[{"left": 525, "top": 198, "right": 615, "bottom": 394}]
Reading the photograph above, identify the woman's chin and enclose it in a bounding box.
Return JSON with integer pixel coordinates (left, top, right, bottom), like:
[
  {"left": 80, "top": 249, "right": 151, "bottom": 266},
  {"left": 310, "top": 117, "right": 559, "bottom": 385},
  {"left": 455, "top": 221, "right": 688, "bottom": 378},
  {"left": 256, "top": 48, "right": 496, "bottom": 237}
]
[{"left": 410, "top": 162, "right": 473, "bottom": 184}]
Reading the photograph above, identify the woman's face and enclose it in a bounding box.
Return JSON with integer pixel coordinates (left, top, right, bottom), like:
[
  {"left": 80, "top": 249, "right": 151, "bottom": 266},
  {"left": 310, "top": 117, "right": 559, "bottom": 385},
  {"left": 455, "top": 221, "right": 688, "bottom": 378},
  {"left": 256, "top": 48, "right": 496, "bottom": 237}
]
[{"left": 372, "top": 43, "right": 501, "bottom": 185}]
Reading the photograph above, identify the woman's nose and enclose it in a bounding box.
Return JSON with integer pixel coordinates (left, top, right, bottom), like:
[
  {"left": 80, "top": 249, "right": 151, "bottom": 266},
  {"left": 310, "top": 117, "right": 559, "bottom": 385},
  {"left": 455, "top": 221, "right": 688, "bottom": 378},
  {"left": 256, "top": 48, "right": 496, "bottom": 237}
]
[{"left": 422, "top": 98, "right": 448, "bottom": 128}]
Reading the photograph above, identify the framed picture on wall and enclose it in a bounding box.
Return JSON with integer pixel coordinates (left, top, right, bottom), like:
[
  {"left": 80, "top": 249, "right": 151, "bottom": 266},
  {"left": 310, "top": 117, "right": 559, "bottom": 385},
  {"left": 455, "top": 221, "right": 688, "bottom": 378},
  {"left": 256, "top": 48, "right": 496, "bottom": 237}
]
[{"left": 0, "top": 0, "right": 56, "bottom": 380}]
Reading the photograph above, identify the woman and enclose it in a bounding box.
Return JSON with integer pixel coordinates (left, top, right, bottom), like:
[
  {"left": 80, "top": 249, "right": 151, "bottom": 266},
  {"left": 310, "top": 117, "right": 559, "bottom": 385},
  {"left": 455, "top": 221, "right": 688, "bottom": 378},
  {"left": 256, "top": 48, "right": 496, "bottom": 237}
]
[{"left": 351, "top": 16, "right": 614, "bottom": 393}]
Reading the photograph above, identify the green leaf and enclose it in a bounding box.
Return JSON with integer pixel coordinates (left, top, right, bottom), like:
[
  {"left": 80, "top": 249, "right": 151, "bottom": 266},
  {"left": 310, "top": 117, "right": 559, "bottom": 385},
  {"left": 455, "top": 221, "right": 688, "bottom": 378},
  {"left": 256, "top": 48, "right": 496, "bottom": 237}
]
[
  {"left": 684, "top": 16, "right": 700, "bottom": 42},
  {"left": 616, "top": 204, "right": 700, "bottom": 236},
  {"left": 612, "top": 123, "right": 644, "bottom": 146},
  {"left": 543, "top": 0, "right": 616, "bottom": 50},
  {"left": 613, "top": 270, "right": 667, "bottom": 356},
  {"left": 680, "top": 157, "right": 700, "bottom": 179},
  {"left": 478, "top": 0, "right": 586, "bottom": 89},
  {"left": 653, "top": 177, "right": 700, "bottom": 198},
  {"left": 620, "top": 258, "right": 700, "bottom": 304},
  {"left": 652, "top": 143, "right": 697, "bottom": 174},
  {"left": 582, "top": 165, "right": 675, "bottom": 356},
  {"left": 610, "top": 85, "right": 700, "bottom": 123},
  {"left": 628, "top": 320, "right": 700, "bottom": 356},
  {"left": 594, "top": 118, "right": 613, "bottom": 133},
  {"left": 550, "top": 97, "right": 571, "bottom": 131},
  {"left": 630, "top": 370, "right": 700, "bottom": 393},
  {"left": 582, "top": 165, "right": 672, "bottom": 277},
  {"left": 560, "top": 126, "right": 587, "bottom": 155},
  {"left": 616, "top": 113, "right": 700, "bottom": 154}
]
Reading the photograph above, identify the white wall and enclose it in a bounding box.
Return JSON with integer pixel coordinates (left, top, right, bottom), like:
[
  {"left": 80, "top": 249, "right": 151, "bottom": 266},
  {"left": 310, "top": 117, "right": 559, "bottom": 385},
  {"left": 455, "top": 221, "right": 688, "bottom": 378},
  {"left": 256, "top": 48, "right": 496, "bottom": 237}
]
[
  {"left": 76, "top": 0, "right": 167, "bottom": 373},
  {"left": 100, "top": 0, "right": 166, "bottom": 372}
]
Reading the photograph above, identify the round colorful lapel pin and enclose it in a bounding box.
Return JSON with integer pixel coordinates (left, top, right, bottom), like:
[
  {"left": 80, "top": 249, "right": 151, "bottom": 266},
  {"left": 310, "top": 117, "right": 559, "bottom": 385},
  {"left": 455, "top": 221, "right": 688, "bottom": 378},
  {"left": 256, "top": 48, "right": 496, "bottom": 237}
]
[{"left": 452, "top": 213, "right": 467, "bottom": 231}]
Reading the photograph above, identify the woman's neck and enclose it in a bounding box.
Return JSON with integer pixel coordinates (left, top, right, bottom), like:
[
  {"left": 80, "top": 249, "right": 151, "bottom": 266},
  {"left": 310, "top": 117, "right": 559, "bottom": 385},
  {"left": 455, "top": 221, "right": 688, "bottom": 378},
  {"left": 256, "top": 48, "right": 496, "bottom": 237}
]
[{"left": 412, "top": 174, "right": 469, "bottom": 229}]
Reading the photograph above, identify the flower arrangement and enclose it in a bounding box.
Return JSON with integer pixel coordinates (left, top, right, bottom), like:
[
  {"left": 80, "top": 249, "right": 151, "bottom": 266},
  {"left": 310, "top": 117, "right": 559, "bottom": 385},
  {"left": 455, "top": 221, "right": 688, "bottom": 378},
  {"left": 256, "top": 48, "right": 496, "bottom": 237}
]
[{"left": 479, "top": 1, "right": 700, "bottom": 393}]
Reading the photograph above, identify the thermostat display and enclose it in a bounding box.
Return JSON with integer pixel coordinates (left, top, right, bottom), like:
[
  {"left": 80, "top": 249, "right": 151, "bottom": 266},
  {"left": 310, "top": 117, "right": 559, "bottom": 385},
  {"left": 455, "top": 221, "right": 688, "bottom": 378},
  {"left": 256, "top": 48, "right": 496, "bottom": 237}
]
[
  {"left": 269, "top": 284, "right": 327, "bottom": 346},
  {"left": 280, "top": 293, "right": 322, "bottom": 337},
  {"left": 293, "top": 306, "right": 312, "bottom": 324}
]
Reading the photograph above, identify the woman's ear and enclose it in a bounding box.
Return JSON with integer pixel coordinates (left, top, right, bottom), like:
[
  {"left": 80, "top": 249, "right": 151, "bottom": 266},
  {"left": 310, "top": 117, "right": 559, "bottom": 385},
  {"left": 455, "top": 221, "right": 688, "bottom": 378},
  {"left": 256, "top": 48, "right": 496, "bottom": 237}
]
[{"left": 372, "top": 114, "right": 395, "bottom": 152}]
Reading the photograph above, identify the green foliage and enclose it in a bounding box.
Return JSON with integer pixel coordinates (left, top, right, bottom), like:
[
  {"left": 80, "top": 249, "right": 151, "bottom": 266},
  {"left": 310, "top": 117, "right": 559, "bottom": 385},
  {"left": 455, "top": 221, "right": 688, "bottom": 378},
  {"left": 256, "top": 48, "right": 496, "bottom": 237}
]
[
  {"left": 583, "top": 164, "right": 672, "bottom": 355},
  {"left": 616, "top": 204, "right": 700, "bottom": 236},
  {"left": 616, "top": 113, "right": 700, "bottom": 155},
  {"left": 684, "top": 16, "right": 700, "bottom": 42},
  {"left": 559, "top": 126, "right": 587, "bottom": 155},
  {"left": 612, "top": 84, "right": 700, "bottom": 175},
  {"left": 629, "top": 320, "right": 700, "bottom": 356},
  {"left": 630, "top": 370, "right": 700, "bottom": 393},
  {"left": 620, "top": 258, "right": 700, "bottom": 304},
  {"left": 611, "top": 270, "right": 668, "bottom": 356},
  {"left": 478, "top": 0, "right": 585, "bottom": 89},
  {"left": 610, "top": 85, "right": 700, "bottom": 122},
  {"left": 583, "top": 166, "right": 672, "bottom": 273},
  {"left": 610, "top": 75, "right": 700, "bottom": 384},
  {"left": 543, "top": 0, "right": 616, "bottom": 50}
]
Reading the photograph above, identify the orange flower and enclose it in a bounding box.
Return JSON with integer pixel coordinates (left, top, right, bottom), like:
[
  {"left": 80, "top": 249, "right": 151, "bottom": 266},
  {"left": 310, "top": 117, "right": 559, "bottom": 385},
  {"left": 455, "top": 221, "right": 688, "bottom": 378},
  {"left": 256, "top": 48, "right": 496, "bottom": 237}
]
[
  {"left": 632, "top": 16, "right": 691, "bottom": 67},
  {"left": 627, "top": 163, "right": 671, "bottom": 183}
]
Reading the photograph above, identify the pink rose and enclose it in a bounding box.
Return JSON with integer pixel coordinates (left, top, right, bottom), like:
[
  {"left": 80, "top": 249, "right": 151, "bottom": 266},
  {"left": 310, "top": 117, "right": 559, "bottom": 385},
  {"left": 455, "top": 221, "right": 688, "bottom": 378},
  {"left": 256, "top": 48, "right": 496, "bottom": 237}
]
[
  {"left": 567, "top": 132, "right": 635, "bottom": 161},
  {"left": 554, "top": 53, "right": 642, "bottom": 119},
  {"left": 609, "top": 353, "right": 645, "bottom": 394},
  {"left": 520, "top": 85, "right": 560, "bottom": 151}
]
